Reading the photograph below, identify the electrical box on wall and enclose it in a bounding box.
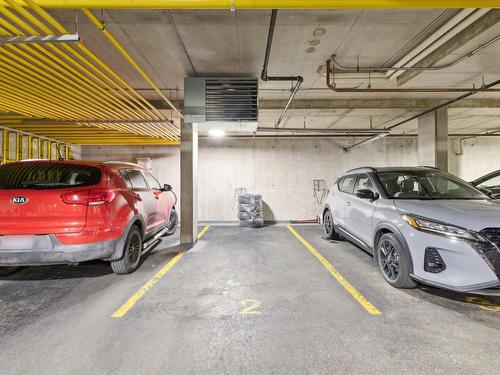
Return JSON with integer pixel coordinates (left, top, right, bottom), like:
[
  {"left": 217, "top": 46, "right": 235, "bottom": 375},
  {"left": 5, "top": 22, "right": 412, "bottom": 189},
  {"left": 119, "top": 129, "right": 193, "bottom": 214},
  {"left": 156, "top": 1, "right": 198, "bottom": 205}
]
[{"left": 184, "top": 77, "right": 259, "bottom": 133}]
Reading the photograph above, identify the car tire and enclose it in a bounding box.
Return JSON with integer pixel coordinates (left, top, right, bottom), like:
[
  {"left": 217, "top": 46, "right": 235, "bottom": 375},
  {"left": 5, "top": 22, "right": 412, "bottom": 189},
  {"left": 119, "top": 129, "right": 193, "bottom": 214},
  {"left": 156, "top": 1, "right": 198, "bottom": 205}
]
[
  {"left": 111, "top": 226, "right": 143, "bottom": 274},
  {"left": 376, "top": 233, "right": 416, "bottom": 289},
  {"left": 164, "top": 209, "right": 178, "bottom": 236},
  {"left": 323, "top": 209, "right": 340, "bottom": 240}
]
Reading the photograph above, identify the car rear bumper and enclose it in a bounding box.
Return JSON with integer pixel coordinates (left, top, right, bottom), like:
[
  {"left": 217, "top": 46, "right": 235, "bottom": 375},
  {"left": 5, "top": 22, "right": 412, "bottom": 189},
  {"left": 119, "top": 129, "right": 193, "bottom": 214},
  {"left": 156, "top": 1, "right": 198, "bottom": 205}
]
[{"left": 0, "top": 234, "right": 120, "bottom": 266}]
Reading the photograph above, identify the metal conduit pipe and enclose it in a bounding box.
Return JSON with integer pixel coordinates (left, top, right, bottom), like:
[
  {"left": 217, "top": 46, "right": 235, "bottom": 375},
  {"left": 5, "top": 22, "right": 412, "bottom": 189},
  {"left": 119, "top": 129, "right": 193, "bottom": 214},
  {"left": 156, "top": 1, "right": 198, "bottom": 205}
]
[
  {"left": 257, "top": 127, "right": 390, "bottom": 134},
  {"left": 331, "top": 34, "right": 500, "bottom": 73},
  {"left": 261, "top": 9, "right": 303, "bottom": 128},
  {"left": 326, "top": 59, "right": 500, "bottom": 93},
  {"left": 199, "top": 134, "right": 500, "bottom": 139},
  {"left": 343, "top": 76, "right": 500, "bottom": 152}
]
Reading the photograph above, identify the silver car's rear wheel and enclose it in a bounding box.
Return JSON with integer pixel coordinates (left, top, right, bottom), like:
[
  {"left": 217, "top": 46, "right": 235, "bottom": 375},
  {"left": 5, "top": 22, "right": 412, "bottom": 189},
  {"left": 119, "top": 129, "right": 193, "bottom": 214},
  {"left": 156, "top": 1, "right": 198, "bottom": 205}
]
[{"left": 377, "top": 233, "right": 416, "bottom": 289}]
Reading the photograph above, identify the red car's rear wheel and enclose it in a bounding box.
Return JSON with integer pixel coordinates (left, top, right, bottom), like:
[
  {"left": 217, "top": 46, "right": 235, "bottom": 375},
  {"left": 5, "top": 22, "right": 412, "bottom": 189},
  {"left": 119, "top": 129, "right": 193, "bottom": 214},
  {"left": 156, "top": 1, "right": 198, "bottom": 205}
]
[{"left": 111, "top": 225, "right": 143, "bottom": 274}]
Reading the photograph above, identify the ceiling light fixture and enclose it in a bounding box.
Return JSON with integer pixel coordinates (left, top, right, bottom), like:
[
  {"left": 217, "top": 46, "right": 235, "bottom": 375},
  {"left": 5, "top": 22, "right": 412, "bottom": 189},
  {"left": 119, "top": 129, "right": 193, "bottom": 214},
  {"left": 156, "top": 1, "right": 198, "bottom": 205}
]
[{"left": 208, "top": 129, "right": 226, "bottom": 137}]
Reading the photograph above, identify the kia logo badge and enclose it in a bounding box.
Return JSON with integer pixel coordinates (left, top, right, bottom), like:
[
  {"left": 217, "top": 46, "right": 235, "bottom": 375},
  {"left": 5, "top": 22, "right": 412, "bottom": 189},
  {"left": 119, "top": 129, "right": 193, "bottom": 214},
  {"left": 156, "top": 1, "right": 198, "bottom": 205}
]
[{"left": 11, "top": 196, "right": 28, "bottom": 204}]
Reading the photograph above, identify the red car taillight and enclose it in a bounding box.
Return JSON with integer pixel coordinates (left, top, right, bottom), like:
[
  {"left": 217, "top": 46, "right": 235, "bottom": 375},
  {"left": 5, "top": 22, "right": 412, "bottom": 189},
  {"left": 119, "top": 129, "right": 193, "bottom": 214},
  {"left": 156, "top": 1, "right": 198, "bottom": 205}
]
[{"left": 61, "top": 189, "right": 116, "bottom": 206}]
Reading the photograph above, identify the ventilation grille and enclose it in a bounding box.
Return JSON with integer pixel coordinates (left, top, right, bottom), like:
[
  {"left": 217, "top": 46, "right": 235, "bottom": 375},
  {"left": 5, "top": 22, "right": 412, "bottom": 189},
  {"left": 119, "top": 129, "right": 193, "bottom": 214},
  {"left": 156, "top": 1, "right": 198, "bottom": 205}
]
[{"left": 205, "top": 78, "right": 258, "bottom": 122}]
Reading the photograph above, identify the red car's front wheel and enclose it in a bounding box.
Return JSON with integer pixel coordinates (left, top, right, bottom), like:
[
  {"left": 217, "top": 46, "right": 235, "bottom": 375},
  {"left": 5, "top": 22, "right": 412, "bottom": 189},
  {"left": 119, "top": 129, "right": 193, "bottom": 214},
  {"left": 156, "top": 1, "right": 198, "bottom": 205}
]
[{"left": 165, "top": 209, "right": 178, "bottom": 236}]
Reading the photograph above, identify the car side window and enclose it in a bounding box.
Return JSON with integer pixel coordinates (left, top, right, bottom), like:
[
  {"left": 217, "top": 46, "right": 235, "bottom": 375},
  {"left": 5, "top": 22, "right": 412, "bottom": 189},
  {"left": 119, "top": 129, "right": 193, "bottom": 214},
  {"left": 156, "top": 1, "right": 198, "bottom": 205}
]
[
  {"left": 479, "top": 174, "right": 500, "bottom": 189},
  {"left": 338, "top": 175, "right": 356, "bottom": 193},
  {"left": 124, "top": 169, "right": 148, "bottom": 190},
  {"left": 143, "top": 171, "right": 161, "bottom": 190},
  {"left": 119, "top": 169, "right": 132, "bottom": 188},
  {"left": 354, "top": 174, "right": 374, "bottom": 193}
]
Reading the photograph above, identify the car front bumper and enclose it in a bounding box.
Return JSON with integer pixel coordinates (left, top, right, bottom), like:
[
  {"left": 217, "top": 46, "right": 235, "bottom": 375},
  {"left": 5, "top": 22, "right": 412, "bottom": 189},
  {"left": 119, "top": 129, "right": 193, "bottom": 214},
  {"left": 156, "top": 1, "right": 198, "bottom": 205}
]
[
  {"left": 0, "top": 234, "right": 120, "bottom": 266},
  {"left": 403, "top": 227, "right": 500, "bottom": 294}
]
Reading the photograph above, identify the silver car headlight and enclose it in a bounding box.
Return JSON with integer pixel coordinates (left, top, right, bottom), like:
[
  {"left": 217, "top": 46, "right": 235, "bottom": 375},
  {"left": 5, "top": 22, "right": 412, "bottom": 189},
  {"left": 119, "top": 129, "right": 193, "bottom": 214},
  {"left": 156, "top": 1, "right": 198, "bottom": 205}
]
[{"left": 403, "top": 215, "right": 484, "bottom": 242}]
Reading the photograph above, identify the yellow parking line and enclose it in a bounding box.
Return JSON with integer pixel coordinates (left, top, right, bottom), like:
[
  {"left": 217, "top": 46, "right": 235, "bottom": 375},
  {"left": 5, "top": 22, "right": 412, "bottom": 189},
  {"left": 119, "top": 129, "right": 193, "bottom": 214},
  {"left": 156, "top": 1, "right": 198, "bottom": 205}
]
[
  {"left": 287, "top": 225, "right": 381, "bottom": 315},
  {"left": 111, "top": 226, "right": 210, "bottom": 318},
  {"left": 197, "top": 225, "right": 210, "bottom": 240}
]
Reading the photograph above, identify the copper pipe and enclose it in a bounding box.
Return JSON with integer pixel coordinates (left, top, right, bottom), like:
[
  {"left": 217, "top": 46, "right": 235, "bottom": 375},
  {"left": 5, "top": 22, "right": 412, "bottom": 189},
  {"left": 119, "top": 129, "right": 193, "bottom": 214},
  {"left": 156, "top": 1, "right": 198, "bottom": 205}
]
[{"left": 326, "top": 59, "right": 500, "bottom": 93}]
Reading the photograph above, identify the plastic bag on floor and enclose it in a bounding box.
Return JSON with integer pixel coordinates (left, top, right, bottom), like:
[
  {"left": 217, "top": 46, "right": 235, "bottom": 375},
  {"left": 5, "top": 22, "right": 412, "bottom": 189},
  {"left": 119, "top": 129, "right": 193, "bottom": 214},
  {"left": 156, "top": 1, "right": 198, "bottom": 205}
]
[
  {"left": 239, "top": 215, "right": 264, "bottom": 228},
  {"left": 237, "top": 194, "right": 264, "bottom": 228}
]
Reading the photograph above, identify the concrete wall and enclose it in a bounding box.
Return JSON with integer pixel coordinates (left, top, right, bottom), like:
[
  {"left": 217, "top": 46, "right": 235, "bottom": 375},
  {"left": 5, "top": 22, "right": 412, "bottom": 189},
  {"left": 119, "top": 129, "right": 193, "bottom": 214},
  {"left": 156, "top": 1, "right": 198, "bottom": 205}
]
[
  {"left": 198, "top": 138, "right": 418, "bottom": 221},
  {"left": 80, "top": 137, "right": 500, "bottom": 222},
  {"left": 81, "top": 145, "right": 180, "bottom": 192},
  {"left": 449, "top": 137, "right": 500, "bottom": 181},
  {"left": 81, "top": 138, "right": 418, "bottom": 222}
]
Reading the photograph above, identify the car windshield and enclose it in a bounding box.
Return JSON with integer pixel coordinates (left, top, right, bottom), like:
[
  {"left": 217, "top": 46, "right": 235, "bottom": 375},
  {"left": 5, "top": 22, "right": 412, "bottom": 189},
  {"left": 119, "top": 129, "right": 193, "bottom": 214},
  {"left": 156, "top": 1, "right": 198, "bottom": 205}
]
[
  {"left": 378, "top": 170, "right": 488, "bottom": 200},
  {"left": 0, "top": 162, "right": 101, "bottom": 190}
]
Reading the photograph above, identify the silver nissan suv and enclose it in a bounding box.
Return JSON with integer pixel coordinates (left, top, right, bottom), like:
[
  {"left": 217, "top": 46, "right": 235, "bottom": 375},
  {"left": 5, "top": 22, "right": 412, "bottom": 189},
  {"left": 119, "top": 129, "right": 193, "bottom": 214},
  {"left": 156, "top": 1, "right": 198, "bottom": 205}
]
[{"left": 322, "top": 166, "right": 500, "bottom": 295}]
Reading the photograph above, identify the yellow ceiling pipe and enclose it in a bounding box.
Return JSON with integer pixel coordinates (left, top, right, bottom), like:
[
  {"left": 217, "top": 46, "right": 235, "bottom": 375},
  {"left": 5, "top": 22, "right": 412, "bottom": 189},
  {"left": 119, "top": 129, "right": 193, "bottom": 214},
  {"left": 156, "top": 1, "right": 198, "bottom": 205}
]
[
  {"left": 0, "top": 2, "right": 181, "bottom": 141},
  {"left": 25, "top": 0, "right": 167, "bottom": 122},
  {"left": 82, "top": 8, "right": 184, "bottom": 120},
  {"left": 24, "top": 0, "right": 179, "bottom": 135},
  {"left": 0, "top": 59, "right": 130, "bottom": 119},
  {"left": 0, "top": 71, "right": 99, "bottom": 119},
  {"left": 0, "top": 61, "right": 113, "bottom": 118},
  {"left": 0, "top": 45, "right": 170, "bottom": 139},
  {"left": 0, "top": 6, "right": 149, "bottom": 123},
  {"left": 0, "top": 47, "right": 130, "bottom": 121},
  {"left": 23, "top": 0, "right": 166, "bottom": 123},
  {"left": 0, "top": 25, "right": 143, "bottom": 123},
  {"left": 1, "top": 4, "right": 179, "bottom": 140},
  {"left": 2, "top": 1, "right": 500, "bottom": 9}
]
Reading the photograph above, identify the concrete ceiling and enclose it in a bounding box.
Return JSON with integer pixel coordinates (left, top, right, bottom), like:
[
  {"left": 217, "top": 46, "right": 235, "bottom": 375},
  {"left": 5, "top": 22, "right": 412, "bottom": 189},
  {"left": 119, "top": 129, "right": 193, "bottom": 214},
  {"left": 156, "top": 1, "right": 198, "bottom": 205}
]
[{"left": 49, "top": 8, "right": 500, "bottom": 136}]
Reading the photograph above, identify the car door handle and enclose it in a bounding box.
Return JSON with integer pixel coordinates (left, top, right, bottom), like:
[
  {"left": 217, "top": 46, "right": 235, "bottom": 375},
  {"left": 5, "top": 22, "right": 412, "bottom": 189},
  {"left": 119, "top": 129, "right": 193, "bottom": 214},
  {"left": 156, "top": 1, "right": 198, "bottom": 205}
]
[{"left": 345, "top": 201, "right": 351, "bottom": 207}]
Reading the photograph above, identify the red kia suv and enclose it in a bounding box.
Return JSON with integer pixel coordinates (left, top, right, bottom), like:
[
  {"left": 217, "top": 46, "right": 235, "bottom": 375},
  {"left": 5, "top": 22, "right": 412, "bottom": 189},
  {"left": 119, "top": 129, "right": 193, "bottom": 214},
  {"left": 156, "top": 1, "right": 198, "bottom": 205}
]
[{"left": 0, "top": 160, "right": 178, "bottom": 274}]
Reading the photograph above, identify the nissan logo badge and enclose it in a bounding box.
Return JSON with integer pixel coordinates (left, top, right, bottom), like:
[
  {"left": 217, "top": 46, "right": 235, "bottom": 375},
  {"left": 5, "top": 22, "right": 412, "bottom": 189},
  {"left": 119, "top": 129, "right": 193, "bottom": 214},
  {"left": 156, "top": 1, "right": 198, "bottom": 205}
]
[{"left": 11, "top": 196, "right": 28, "bottom": 204}]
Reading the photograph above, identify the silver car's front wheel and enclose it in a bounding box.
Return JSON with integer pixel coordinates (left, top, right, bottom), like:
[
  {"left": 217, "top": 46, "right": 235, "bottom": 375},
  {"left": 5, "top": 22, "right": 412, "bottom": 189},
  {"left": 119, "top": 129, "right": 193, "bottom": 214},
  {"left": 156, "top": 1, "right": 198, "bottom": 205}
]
[
  {"left": 323, "top": 210, "right": 340, "bottom": 240},
  {"left": 377, "top": 233, "right": 416, "bottom": 289}
]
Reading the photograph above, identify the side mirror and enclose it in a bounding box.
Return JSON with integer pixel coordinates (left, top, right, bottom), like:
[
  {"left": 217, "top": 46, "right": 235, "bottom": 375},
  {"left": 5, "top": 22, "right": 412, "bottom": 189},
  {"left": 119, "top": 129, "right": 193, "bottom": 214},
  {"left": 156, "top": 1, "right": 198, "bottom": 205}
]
[
  {"left": 355, "top": 189, "right": 378, "bottom": 200},
  {"left": 162, "top": 184, "right": 172, "bottom": 192}
]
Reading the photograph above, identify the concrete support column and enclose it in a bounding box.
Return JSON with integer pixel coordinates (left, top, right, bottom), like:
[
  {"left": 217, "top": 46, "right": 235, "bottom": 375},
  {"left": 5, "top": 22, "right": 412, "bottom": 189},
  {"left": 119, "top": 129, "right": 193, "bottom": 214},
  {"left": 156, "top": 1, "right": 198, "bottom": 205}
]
[
  {"left": 180, "top": 121, "right": 198, "bottom": 249},
  {"left": 418, "top": 108, "right": 448, "bottom": 171}
]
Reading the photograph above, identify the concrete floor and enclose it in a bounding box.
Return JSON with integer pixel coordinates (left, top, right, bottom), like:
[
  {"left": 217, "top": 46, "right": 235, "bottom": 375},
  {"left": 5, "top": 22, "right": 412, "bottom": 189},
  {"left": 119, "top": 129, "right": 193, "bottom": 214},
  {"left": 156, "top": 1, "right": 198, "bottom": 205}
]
[{"left": 0, "top": 225, "right": 499, "bottom": 374}]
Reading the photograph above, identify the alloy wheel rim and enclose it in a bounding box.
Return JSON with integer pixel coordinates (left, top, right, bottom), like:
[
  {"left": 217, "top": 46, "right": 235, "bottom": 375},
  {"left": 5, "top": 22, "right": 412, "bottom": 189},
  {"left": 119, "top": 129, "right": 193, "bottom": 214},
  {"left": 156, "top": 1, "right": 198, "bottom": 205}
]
[
  {"left": 324, "top": 212, "right": 333, "bottom": 235},
  {"left": 379, "top": 240, "right": 400, "bottom": 281},
  {"left": 128, "top": 233, "right": 141, "bottom": 264},
  {"left": 167, "top": 211, "right": 177, "bottom": 232}
]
